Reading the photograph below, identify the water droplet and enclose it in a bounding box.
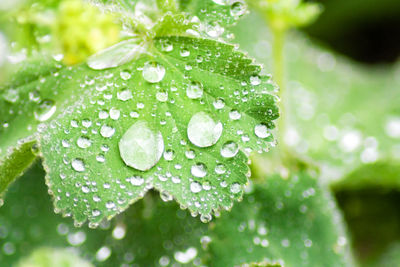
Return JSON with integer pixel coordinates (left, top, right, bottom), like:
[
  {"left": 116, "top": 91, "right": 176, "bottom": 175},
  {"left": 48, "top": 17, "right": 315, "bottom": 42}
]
[
  {"left": 3, "top": 89, "right": 19, "bottom": 103},
  {"left": 34, "top": 99, "right": 56, "bottom": 122},
  {"left": 190, "top": 181, "right": 202, "bottom": 193},
  {"left": 187, "top": 112, "right": 222, "bottom": 147},
  {"left": 230, "top": 1, "right": 247, "bottom": 17},
  {"left": 191, "top": 163, "right": 207, "bottom": 177},
  {"left": 161, "top": 40, "right": 173, "bottom": 52},
  {"left": 186, "top": 81, "right": 204, "bottom": 99},
  {"left": 100, "top": 125, "right": 115, "bottom": 138},
  {"left": 142, "top": 61, "right": 165, "bottom": 83},
  {"left": 250, "top": 75, "right": 261, "bottom": 85},
  {"left": 200, "top": 214, "right": 212, "bottom": 223},
  {"left": 117, "top": 89, "right": 132, "bottom": 101},
  {"left": 221, "top": 141, "right": 239, "bottom": 158},
  {"left": 128, "top": 176, "right": 144, "bottom": 186},
  {"left": 109, "top": 107, "right": 120, "bottom": 120},
  {"left": 77, "top": 137, "right": 91, "bottom": 148},
  {"left": 230, "top": 182, "right": 241, "bottom": 193},
  {"left": 255, "top": 123, "right": 270, "bottom": 138},
  {"left": 92, "top": 209, "right": 101, "bottom": 217},
  {"left": 185, "top": 149, "right": 195, "bottom": 159},
  {"left": 180, "top": 48, "right": 190, "bottom": 57},
  {"left": 72, "top": 158, "right": 85, "bottom": 172},
  {"left": 87, "top": 39, "right": 145, "bottom": 70},
  {"left": 82, "top": 119, "right": 92, "bottom": 128},
  {"left": 99, "top": 110, "right": 109, "bottom": 119},
  {"left": 215, "top": 164, "right": 226, "bottom": 174},
  {"left": 119, "top": 120, "right": 164, "bottom": 171},
  {"left": 163, "top": 149, "right": 175, "bottom": 161},
  {"left": 106, "top": 201, "right": 116, "bottom": 209},
  {"left": 229, "top": 110, "right": 241, "bottom": 120},
  {"left": 120, "top": 71, "right": 131, "bottom": 80},
  {"left": 156, "top": 91, "right": 168, "bottom": 102},
  {"left": 213, "top": 98, "right": 225, "bottom": 109}
]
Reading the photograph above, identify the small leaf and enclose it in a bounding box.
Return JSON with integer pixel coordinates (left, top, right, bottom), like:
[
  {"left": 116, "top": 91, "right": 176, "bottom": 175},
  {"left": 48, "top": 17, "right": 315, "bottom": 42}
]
[{"left": 0, "top": 140, "right": 37, "bottom": 195}]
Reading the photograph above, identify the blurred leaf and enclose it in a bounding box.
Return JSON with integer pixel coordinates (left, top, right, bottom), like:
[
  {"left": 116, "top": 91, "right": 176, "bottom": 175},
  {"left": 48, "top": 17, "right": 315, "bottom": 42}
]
[
  {"left": 0, "top": 163, "right": 207, "bottom": 266},
  {"left": 207, "top": 170, "right": 353, "bottom": 266},
  {"left": 231, "top": 10, "right": 400, "bottom": 186},
  {"left": 16, "top": 247, "right": 93, "bottom": 267},
  {"left": 0, "top": 140, "right": 36, "bottom": 195},
  {"left": 335, "top": 188, "right": 400, "bottom": 264},
  {"left": 248, "top": 0, "right": 322, "bottom": 32}
]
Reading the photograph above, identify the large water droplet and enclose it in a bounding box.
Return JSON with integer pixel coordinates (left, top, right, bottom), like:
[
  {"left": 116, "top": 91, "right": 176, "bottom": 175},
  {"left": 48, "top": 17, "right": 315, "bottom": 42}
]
[
  {"left": 87, "top": 39, "right": 146, "bottom": 70},
  {"left": 191, "top": 163, "right": 207, "bottom": 177},
  {"left": 119, "top": 120, "right": 164, "bottom": 171},
  {"left": 187, "top": 112, "right": 222, "bottom": 147},
  {"left": 34, "top": 99, "right": 56, "bottom": 122},
  {"left": 221, "top": 141, "right": 239, "bottom": 158},
  {"left": 186, "top": 81, "right": 204, "bottom": 99},
  {"left": 142, "top": 61, "right": 165, "bottom": 83}
]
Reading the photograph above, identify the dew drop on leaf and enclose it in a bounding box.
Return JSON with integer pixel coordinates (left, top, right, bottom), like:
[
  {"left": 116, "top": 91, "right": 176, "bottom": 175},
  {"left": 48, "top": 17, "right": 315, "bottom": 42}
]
[
  {"left": 230, "top": 1, "right": 247, "bottom": 17},
  {"left": 34, "top": 99, "right": 56, "bottom": 122},
  {"left": 250, "top": 75, "right": 261, "bottom": 86},
  {"left": 109, "top": 107, "right": 120, "bottom": 120},
  {"left": 190, "top": 181, "right": 202, "bottom": 193},
  {"left": 156, "top": 90, "right": 168, "bottom": 102},
  {"left": 215, "top": 163, "right": 226, "bottom": 174},
  {"left": 120, "top": 71, "right": 131, "bottom": 80},
  {"left": 254, "top": 123, "right": 270, "bottom": 138},
  {"left": 213, "top": 97, "right": 225, "bottom": 109},
  {"left": 128, "top": 176, "right": 144, "bottom": 186},
  {"left": 117, "top": 89, "right": 133, "bottom": 101},
  {"left": 187, "top": 111, "right": 223, "bottom": 147},
  {"left": 186, "top": 81, "right": 204, "bottom": 99},
  {"left": 229, "top": 109, "right": 241, "bottom": 120},
  {"left": 100, "top": 125, "right": 115, "bottom": 138},
  {"left": 3, "top": 88, "right": 19, "bottom": 103},
  {"left": 221, "top": 141, "right": 239, "bottom": 158},
  {"left": 119, "top": 120, "right": 164, "bottom": 171},
  {"left": 142, "top": 61, "right": 165, "bottom": 83},
  {"left": 71, "top": 158, "right": 85, "bottom": 172},
  {"left": 77, "top": 137, "right": 91, "bottom": 148},
  {"left": 230, "top": 182, "right": 241, "bottom": 193},
  {"left": 163, "top": 149, "right": 175, "bottom": 161},
  {"left": 191, "top": 163, "right": 207, "bottom": 177}
]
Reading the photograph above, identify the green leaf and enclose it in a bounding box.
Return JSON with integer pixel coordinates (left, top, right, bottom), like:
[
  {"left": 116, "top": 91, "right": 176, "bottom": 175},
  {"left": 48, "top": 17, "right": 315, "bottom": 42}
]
[
  {"left": 0, "top": 140, "right": 36, "bottom": 195},
  {"left": 0, "top": 163, "right": 207, "bottom": 266},
  {"left": 206, "top": 170, "right": 353, "bottom": 266},
  {"left": 1, "top": 163, "right": 351, "bottom": 266},
  {"left": 0, "top": 35, "right": 279, "bottom": 225},
  {"left": 180, "top": 0, "right": 248, "bottom": 30},
  {"left": 231, "top": 9, "right": 400, "bottom": 185},
  {"left": 16, "top": 247, "right": 94, "bottom": 267}
]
